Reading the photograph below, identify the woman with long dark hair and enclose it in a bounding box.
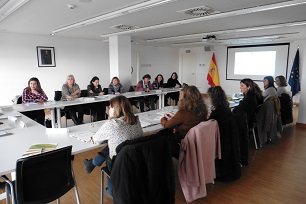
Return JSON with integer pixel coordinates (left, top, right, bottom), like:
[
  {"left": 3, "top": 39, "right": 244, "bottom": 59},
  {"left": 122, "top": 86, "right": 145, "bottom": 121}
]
[
  {"left": 87, "top": 76, "right": 106, "bottom": 121},
  {"left": 207, "top": 86, "right": 232, "bottom": 123},
  {"left": 152, "top": 74, "right": 164, "bottom": 89},
  {"left": 262, "top": 76, "right": 277, "bottom": 101},
  {"left": 21, "top": 77, "right": 48, "bottom": 125},
  {"left": 165, "top": 72, "right": 181, "bottom": 105},
  {"left": 232, "top": 78, "right": 258, "bottom": 127}
]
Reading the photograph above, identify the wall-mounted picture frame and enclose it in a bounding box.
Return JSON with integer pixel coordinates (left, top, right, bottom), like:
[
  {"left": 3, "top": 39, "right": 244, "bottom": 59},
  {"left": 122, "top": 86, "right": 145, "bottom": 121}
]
[{"left": 37, "top": 46, "right": 56, "bottom": 67}]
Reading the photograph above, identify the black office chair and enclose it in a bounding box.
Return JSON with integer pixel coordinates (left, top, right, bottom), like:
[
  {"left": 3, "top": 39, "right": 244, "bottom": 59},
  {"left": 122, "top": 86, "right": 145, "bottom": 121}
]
[
  {"left": 279, "top": 93, "right": 293, "bottom": 125},
  {"left": 1, "top": 146, "right": 80, "bottom": 204},
  {"left": 17, "top": 96, "right": 22, "bottom": 104},
  {"left": 80, "top": 89, "right": 93, "bottom": 122},
  {"left": 54, "top": 91, "right": 73, "bottom": 126},
  {"left": 100, "top": 134, "right": 175, "bottom": 204}
]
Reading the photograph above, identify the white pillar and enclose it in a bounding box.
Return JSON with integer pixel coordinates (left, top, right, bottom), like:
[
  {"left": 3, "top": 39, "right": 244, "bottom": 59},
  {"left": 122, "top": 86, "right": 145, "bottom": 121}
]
[{"left": 109, "top": 35, "right": 131, "bottom": 91}]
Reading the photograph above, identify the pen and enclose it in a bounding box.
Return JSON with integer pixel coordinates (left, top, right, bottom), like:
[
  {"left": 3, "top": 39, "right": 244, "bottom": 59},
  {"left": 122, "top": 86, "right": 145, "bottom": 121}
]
[{"left": 90, "top": 137, "right": 94, "bottom": 144}]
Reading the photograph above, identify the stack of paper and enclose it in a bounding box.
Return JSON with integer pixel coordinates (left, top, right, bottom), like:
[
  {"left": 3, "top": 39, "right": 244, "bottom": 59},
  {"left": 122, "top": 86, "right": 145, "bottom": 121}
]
[{"left": 21, "top": 143, "right": 58, "bottom": 158}]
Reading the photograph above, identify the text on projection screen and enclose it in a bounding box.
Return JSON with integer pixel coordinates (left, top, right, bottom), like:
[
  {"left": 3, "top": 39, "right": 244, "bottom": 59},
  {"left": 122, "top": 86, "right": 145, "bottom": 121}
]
[{"left": 234, "top": 51, "right": 276, "bottom": 76}]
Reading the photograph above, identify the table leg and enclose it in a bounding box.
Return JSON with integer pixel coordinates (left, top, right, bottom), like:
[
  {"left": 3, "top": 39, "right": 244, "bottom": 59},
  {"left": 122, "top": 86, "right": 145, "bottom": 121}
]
[
  {"left": 159, "top": 94, "right": 162, "bottom": 109},
  {"left": 161, "top": 94, "right": 165, "bottom": 108},
  {"left": 50, "top": 108, "right": 56, "bottom": 128},
  {"left": 56, "top": 108, "right": 62, "bottom": 128}
]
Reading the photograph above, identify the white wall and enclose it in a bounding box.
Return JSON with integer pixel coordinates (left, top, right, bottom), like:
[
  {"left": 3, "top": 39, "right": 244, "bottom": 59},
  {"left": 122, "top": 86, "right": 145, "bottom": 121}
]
[
  {"left": 0, "top": 33, "right": 109, "bottom": 106},
  {"left": 2, "top": 32, "right": 305, "bottom": 125},
  {"left": 132, "top": 45, "right": 179, "bottom": 84},
  {"left": 179, "top": 41, "right": 306, "bottom": 124}
]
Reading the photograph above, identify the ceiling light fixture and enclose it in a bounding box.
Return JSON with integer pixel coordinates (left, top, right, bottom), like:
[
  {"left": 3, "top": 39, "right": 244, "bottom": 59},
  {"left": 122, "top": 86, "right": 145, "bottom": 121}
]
[
  {"left": 0, "top": 0, "right": 28, "bottom": 22},
  {"left": 100, "top": 0, "right": 306, "bottom": 38},
  {"left": 52, "top": 0, "right": 176, "bottom": 34},
  {"left": 146, "top": 21, "right": 306, "bottom": 43},
  {"left": 171, "top": 33, "right": 298, "bottom": 46}
]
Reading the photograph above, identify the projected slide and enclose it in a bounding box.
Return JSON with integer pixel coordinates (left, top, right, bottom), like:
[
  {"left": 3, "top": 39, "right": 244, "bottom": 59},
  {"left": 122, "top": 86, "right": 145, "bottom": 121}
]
[
  {"left": 234, "top": 51, "right": 276, "bottom": 75},
  {"left": 227, "top": 43, "right": 289, "bottom": 81}
]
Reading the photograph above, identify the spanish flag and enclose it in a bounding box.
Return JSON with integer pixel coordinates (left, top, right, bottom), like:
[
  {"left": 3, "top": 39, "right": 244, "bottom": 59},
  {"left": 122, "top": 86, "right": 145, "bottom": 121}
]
[{"left": 207, "top": 53, "right": 220, "bottom": 86}]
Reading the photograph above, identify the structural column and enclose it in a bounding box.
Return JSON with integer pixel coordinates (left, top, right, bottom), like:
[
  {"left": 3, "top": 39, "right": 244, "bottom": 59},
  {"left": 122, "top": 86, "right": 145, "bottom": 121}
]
[{"left": 109, "top": 35, "right": 131, "bottom": 90}]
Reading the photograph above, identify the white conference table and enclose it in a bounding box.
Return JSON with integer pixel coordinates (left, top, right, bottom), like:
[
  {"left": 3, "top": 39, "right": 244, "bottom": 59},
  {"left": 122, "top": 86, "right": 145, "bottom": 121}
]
[
  {"left": 0, "top": 106, "right": 177, "bottom": 176},
  {"left": 8, "top": 88, "right": 181, "bottom": 128}
]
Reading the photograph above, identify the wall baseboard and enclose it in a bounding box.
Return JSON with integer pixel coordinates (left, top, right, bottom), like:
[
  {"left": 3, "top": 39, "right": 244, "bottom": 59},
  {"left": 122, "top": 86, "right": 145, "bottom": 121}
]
[{"left": 296, "top": 122, "right": 306, "bottom": 129}]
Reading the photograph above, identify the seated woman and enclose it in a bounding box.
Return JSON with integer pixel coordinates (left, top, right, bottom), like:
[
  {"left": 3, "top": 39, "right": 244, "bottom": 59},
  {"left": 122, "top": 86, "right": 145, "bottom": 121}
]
[
  {"left": 207, "top": 86, "right": 242, "bottom": 180},
  {"left": 165, "top": 72, "right": 181, "bottom": 106},
  {"left": 160, "top": 85, "right": 208, "bottom": 157},
  {"left": 152, "top": 74, "right": 164, "bottom": 106},
  {"left": 207, "top": 86, "right": 232, "bottom": 123},
  {"left": 152, "top": 74, "right": 164, "bottom": 89},
  {"left": 232, "top": 78, "right": 258, "bottom": 127},
  {"left": 135, "top": 74, "right": 155, "bottom": 112},
  {"left": 262, "top": 76, "right": 277, "bottom": 101},
  {"left": 275, "top": 75, "right": 292, "bottom": 97},
  {"left": 108, "top": 77, "right": 125, "bottom": 94},
  {"left": 253, "top": 82, "right": 264, "bottom": 111},
  {"left": 83, "top": 95, "right": 143, "bottom": 196},
  {"left": 87, "top": 76, "right": 106, "bottom": 121},
  {"left": 21, "top": 77, "right": 48, "bottom": 125},
  {"left": 62, "top": 74, "right": 84, "bottom": 125}
]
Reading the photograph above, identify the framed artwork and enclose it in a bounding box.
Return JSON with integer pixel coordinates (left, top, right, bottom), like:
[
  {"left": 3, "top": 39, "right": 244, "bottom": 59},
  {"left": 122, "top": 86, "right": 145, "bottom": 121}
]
[{"left": 37, "top": 46, "right": 56, "bottom": 67}]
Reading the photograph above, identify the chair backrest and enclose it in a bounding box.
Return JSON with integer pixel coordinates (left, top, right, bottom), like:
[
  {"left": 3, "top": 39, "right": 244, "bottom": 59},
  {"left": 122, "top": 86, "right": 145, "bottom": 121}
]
[
  {"left": 102, "top": 88, "right": 108, "bottom": 95},
  {"left": 279, "top": 93, "right": 293, "bottom": 125},
  {"left": 128, "top": 85, "right": 136, "bottom": 92},
  {"left": 80, "top": 89, "right": 88, "bottom": 97},
  {"left": 17, "top": 96, "right": 22, "bottom": 104},
  {"left": 54, "top": 91, "right": 62, "bottom": 101},
  {"left": 15, "top": 146, "right": 75, "bottom": 204},
  {"left": 111, "top": 134, "right": 175, "bottom": 204},
  {"left": 233, "top": 112, "right": 249, "bottom": 165},
  {"left": 215, "top": 114, "right": 241, "bottom": 181}
]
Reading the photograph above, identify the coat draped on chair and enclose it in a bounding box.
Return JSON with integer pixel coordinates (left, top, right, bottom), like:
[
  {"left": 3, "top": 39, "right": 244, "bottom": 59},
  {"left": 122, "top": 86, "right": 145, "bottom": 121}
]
[
  {"left": 256, "top": 96, "right": 282, "bottom": 145},
  {"left": 178, "top": 120, "right": 221, "bottom": 203}
]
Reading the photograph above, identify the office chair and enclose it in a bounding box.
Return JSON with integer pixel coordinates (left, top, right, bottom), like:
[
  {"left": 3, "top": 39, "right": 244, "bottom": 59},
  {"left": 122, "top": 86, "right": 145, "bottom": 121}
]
[
  {"left": 100, "top": 134, "right": 175, "bottom": 204},
  {"left": 1, "top": 145, "right": 80, "bottom": 204},
  {"left": 54, "top": 91, "right": 85, "bottom": 126},
  {"left": 80, "top": 89, "right": 93, "bottom": 122}
]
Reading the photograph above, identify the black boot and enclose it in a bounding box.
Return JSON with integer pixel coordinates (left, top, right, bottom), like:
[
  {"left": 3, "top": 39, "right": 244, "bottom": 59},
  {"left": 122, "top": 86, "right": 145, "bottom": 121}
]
[
  {"left": 83, "top": 159, "right": 95, "bottom": 174},
  {"left": 77, "top": 114, "right": 84, "bottom": 125},
  {"left": 71, "top": 116, "right": 78, "bottom": 125}
]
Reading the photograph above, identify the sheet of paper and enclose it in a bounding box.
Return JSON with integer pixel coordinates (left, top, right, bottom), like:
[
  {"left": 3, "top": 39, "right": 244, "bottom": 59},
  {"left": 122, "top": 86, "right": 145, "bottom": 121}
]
[
  {"left": 0, "top": 124, "right": 12, "bottom": 131},
  {"left": 140, "top": 120, "right": 151, "bottom": 128},
  {"left": 46, "top": 128, "right": 69, "bottom": 134},
  {"left": 69, "top": 131, "right": 94, "bottom": 143},
  {"left": 24, "top": 102, "right": 38, "bottom": 106}
]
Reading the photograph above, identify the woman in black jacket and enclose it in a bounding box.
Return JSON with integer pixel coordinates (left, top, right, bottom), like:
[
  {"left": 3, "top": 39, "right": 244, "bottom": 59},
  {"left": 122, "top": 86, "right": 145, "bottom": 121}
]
[
  {"left": 207, "top": 86, "right": 232, "bottom": 123},
  {"left": 165, "top": 72, "right": 181, "bottom": 105},
  {"left": 207, "top": 86, "right": 241, "bottom": 180},
  {"left": 87, "top": 76, "right": 106, "bottom": 121},
  {"left": 232, "top": 78, "right": 258, "bottom": 127}
]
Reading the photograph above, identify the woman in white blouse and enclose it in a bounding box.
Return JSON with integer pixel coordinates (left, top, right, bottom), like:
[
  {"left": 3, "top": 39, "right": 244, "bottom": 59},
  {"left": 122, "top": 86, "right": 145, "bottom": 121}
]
[{"left": 83, "top": 95, "right": 143, "bottom": 197}]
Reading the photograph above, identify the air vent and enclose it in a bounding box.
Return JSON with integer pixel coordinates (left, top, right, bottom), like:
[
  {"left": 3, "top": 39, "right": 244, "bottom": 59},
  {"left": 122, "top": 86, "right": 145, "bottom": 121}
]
[
  {"left": 110, "top": 24, "right": 138, "bottom": 31},
  {"left": 178, "top": 6, "right": 220, "bottom": 17}
]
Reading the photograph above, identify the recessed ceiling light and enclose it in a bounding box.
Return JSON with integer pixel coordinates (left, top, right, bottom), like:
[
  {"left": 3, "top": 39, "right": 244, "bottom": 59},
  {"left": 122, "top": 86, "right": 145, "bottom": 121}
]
[
  {"left": 110, "top": 24, "right": 138, "bottom": 31},
  {"left": 78, "top": 0, "right": 92, "bottom": 3},
  {"left": 178, "top": 6, "right": 220, "bottom": 17}
]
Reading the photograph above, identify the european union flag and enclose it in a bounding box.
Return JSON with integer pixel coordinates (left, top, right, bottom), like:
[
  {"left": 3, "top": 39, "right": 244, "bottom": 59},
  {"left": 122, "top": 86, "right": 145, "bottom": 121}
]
[{"left": 289, "top": 49, "right": 300, "bottom": 96}]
